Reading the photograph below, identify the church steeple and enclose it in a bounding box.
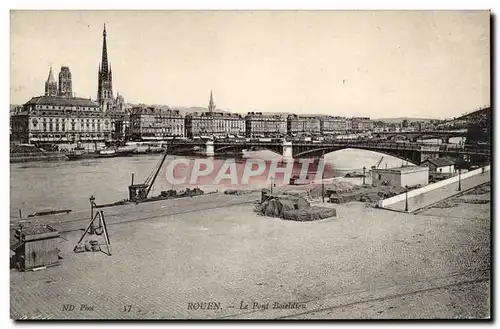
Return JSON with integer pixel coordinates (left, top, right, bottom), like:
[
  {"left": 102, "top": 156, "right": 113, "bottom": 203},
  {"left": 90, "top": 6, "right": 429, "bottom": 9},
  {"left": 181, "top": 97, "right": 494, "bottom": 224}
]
[
  {"left": 97, "top": 23, "right": 113, "bottom": 111},
  {"left": 208, "top": 90, "right": 216, "bottom": 113},
  {"left": 101, "top": 23, "right": 109, "bottom": 75},
  {"left": 44, "top": 66, "right": 57, "bottom": 96}
]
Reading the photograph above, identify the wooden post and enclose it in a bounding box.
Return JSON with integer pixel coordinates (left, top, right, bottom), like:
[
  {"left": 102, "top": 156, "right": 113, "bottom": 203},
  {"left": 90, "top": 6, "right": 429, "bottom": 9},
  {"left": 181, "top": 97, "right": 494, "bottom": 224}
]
[
  {"left": 19, "top": 209, "right": 22, "bottom": 219},
  {"left": 131, "top": 173, "right": 134, "bottom": 186}
]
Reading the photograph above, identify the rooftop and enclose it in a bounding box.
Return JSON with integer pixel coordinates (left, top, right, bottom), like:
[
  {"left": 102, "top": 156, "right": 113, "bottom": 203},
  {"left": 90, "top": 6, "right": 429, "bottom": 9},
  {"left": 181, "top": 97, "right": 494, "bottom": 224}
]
[
  {"left": 422, "top": 157, "right": 456, "bottom": 167},
  {"left": 372, "top": 165, "right": 429, "bottom": 174},
  {"left": 130, "top": 107, "right": 182, "bottom": 117},
  {"left": 24, "top": 96, "right": 99, "bottom": 107}
]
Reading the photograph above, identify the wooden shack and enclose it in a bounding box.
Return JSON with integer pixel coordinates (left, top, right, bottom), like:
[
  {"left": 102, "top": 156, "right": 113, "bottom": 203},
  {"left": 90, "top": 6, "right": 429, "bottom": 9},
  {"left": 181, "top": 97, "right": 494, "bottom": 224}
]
[{"left": 12, "top": 225, "right": 60, "bottom": 271}]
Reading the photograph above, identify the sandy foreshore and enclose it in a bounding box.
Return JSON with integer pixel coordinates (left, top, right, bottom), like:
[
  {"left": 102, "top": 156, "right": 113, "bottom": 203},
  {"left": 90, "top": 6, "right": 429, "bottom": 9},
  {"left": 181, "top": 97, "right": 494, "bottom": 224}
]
[{"left": 10, "top": 183, "right": 490, "bottom": 319}]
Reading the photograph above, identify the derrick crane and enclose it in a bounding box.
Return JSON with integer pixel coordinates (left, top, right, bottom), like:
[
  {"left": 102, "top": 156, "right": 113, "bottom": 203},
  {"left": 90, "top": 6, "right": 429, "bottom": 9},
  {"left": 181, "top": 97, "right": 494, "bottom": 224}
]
[
  {"left": 128, "top": 149, "right": 169, "bottom": 202},
  {"left": 374, "top": 156, "right": 384, "bottom": 169}
]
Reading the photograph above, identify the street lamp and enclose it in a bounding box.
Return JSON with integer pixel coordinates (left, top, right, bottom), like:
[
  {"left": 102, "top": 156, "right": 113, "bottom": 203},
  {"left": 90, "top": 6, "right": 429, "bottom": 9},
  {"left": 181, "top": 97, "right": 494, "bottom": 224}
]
[
  {"left": 89, "top": 195, "right": 96, "bottom": 234},
  {"left": 322, "top": 150, "right": 326, "bottom": 203},
  {"left": 89, "top": 195, "right": 96, "bottom": 220},
  {"left": 405, "top": 185, "right": 409, "bottom": 212},
  {"left": 458, "top": 168, "right": 462, "bottom": 191},
  {"left": 362, "top": 166, "right": 366, "bottom": 185}
]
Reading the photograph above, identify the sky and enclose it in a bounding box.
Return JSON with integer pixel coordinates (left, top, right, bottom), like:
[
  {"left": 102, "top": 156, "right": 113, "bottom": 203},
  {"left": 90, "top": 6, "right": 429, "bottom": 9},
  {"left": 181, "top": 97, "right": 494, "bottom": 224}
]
[{"left": 10, "top": 10, "right": 490, "bottom": 119}]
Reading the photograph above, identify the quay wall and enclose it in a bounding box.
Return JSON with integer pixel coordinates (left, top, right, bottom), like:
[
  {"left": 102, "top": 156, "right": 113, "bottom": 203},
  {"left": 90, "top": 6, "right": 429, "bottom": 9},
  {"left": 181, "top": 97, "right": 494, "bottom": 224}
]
[
  {"left": 377, "top": 165, "right": 490, "bottom": 212},
  {"left": 10, "top": 152, "right": 68, "bottom": 163}
]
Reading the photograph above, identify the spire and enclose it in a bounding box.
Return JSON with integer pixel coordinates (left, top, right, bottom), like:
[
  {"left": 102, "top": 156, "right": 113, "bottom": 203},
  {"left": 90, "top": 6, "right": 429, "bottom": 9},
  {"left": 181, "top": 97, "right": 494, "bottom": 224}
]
[
  {"left": 46, "top": 66, "right": 56, "bottom": 83},
  {"left": 208, "top": 90, "right": 215, "bottom": 113},
  {"left": 101, "top": 23, "right": 109, "bottom": 74}
]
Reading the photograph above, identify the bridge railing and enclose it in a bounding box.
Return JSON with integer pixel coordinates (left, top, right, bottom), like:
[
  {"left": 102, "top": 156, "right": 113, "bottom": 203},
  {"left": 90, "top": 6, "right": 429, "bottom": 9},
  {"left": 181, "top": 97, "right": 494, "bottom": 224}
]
[{"left": 165, "top": 139, "right": 490, "bottom": 156}]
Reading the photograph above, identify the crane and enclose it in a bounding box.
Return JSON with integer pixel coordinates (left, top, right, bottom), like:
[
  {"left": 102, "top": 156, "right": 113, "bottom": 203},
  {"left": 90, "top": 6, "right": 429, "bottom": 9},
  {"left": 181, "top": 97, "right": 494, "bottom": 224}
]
[
  {"left": 128, "top": 148, "right": 169, "bottom": 202},
  {"left": 375, "top": 156, "right": 384, "bottom": 169}
]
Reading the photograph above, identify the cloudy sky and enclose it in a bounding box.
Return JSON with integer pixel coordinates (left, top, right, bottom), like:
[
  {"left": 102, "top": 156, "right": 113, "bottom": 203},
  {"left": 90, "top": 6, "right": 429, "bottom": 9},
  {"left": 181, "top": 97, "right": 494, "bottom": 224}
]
[{"left": 10, "top": 10, "right": 490, "bottom": 118}]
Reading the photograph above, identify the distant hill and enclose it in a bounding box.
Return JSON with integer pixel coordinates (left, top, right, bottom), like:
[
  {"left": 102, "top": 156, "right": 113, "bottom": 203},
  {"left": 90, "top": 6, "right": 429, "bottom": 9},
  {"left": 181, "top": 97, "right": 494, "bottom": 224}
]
[
  {"left": 455, "top": 107, "right": 491, "bottom": 125},
  {"left": 374, "top": 117, "right": 437, "bottom": 124}
]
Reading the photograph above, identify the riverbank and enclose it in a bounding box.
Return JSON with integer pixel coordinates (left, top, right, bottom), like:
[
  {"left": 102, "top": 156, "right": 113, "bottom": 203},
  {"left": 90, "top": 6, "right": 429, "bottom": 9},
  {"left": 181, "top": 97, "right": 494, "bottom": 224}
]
[
  {"left": 10, "top": 184, "right": 490, "bottom": 319},
  {"left": 10, "top": 152, "right": 68, "bottom": 163}
]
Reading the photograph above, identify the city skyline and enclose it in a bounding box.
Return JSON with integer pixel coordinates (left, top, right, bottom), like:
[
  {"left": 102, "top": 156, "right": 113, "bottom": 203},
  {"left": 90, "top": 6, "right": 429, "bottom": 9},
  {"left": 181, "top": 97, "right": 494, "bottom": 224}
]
[{"left": 10, "top": 10, "right": 490, "bottom": 119}]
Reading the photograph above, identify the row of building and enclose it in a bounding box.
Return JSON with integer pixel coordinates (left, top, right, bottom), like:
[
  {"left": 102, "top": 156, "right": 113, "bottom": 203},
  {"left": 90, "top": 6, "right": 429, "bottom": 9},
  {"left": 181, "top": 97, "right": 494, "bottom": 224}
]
[
  {"left": 129, "top": 105, "right": 374, "bottom": 140},
  {"left": 10, "top": 24, "right": 374, "bottom": 145},
  {"left": 11, "top": 93, "right": 375, "bottom": 144}
]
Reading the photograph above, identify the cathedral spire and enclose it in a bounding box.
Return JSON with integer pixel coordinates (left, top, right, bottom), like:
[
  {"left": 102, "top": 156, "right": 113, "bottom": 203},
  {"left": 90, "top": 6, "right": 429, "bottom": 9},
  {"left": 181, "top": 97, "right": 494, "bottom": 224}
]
[
  {"left": 97, "top": 23, "right": 113, "bottom": 110},
  {"left": 45, "top": 66, "right": 57, "bottom": 96},
  {"left": 46, "top": 66, "right": 55, "bottom": 83},
  {"left": 101, "top": 23, "right": 109, "bottom": 74},
  {"left": 208, "top": 90, "right": 216, "bottom": 113}
]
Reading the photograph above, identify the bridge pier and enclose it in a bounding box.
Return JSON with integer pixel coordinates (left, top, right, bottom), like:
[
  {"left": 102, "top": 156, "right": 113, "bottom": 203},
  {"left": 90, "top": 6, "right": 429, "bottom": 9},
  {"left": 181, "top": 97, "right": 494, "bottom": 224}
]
[
  {"left": 282, "top": 141, "right": 293, "bottom": 160},
  {"left": 205, "top": 140, "right": 215, "bottom": 157}
]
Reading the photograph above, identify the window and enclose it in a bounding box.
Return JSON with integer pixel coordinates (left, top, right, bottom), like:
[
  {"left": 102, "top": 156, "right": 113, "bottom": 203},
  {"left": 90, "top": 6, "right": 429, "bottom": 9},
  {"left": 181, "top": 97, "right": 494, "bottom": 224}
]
[{"left": 378, "top": 174, "right": 382, "bottom": 180}]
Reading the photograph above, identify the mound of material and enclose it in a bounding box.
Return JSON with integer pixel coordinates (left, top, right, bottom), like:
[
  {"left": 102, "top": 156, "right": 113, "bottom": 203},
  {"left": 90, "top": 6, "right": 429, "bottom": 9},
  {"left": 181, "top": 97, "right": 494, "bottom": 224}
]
[
  {"left": 256, "top": 195, "right": 311, "bottom": 218},
  {"left": 282, "top": 206, "right": 337, "bottom": 222},
  {"left": 308, "top": 180, "right": 356, "bottom": 199},
  {"left": 224, "top": 189, "right": 253, "bottom": 195}
]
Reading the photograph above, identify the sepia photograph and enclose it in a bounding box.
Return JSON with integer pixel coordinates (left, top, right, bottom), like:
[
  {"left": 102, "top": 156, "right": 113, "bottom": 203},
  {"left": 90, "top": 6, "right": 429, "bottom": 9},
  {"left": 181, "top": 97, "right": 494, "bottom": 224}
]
[{"left": 9, "top": 9, "right": 491, "bottom": 320}]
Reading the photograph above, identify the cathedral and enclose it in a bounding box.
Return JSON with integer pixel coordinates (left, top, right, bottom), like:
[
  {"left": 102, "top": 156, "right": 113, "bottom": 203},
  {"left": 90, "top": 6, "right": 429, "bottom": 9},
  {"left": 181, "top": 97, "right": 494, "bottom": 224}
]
[
  {"left": 97, "top": 24, "right": 125, "bottom": 112},
  {"left": 44, "top": 66, "right": 73, "bottom": 97}
]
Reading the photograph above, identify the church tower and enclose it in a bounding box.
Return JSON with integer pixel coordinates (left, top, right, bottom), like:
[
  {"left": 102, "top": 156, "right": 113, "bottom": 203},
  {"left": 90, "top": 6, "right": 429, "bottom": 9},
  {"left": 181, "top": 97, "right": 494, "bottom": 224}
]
[
  {"left": 208, "top": 90, "right": 216, "bottom": 113},
  {"left": 97, "top": 24, "right": 114, "bottom": 111},
  {"left": 58, "top": 66, "right": 73, "bottom": 97},
  {"left": 44, "top": 67, "right": 58, "bottom": 96}
]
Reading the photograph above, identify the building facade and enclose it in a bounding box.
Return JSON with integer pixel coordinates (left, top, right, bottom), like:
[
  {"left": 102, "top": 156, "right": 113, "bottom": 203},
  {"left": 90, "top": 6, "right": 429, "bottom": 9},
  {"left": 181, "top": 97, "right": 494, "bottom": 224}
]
[
  {"left": 350, "top": 117, "right": 374, "bottom": 132},
  {"left": 11, "top": 96, "right": 113, "bottom": 144},
  {"left": 421, "top": 158, "right": 456, "bottom": 174},
  {"left": 184, "top": 91, "right": 245, "bottom": 138},
  {"left": 371, "top": 166, "right": 429, "bottom": 188},
  {"left": 245, "top": 112, "right": 287, "bottom": 138},
  {"left": 185, "top": 111, "right": 245, "bottom": 138},
  {"left": 130, "top": 107, "right": 184, "bottom": 140},
  {"left": 319, "top": 116, "right": 349, "bottom": 134},
  {"left": 286, "top": 114, "right": 321, "bottom": 135}
]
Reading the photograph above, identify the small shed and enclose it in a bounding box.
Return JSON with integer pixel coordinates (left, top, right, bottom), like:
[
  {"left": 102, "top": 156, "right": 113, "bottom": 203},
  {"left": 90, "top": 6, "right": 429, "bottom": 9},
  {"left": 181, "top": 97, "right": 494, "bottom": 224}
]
[
  {"left": 420, "top": 157, "right": 456, "bottom": 174},
  {"left": 371, "top": 166, "right": 429, "bottom": 188},
  {"left": 11, "top": 225, "right": 60, "bottom": 271}
]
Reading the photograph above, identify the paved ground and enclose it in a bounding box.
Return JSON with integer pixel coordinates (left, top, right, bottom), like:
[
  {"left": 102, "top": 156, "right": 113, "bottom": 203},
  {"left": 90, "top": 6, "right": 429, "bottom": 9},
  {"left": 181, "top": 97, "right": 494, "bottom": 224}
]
[{"left": 10, "top": 188, "right": 490, "bottom": 319}]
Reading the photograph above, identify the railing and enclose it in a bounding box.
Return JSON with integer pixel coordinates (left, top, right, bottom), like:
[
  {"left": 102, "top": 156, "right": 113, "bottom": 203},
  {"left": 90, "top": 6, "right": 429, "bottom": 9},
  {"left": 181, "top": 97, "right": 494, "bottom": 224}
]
[{"left": 164, "top": 139, "right": 490, "bottom": 156}]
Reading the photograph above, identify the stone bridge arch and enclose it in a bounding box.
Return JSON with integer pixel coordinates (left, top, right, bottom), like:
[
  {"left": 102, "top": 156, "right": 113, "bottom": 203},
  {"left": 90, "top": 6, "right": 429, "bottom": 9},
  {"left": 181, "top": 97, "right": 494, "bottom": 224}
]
[
  {"left": 215, "top": 143, "right": 284, "bottom": 156},
  {"left": 293, "top": 146, "right": 420, "bottom": 165}
]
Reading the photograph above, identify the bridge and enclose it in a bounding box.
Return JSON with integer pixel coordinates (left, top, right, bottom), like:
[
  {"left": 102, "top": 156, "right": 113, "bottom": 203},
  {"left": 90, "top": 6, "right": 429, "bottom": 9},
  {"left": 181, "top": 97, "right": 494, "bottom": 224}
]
[
  {"left": 372, "top": 129, "right": 467, "bottom": 143},
  {"left": 167, "top": 139, "right": 490, "bottom": 165}
]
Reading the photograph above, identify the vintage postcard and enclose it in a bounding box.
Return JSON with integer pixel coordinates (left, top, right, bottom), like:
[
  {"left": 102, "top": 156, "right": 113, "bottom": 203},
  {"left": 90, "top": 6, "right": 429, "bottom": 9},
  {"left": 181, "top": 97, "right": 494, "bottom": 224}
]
[{"left": 9, "top": 10, "right": 491, "bottom": 320}]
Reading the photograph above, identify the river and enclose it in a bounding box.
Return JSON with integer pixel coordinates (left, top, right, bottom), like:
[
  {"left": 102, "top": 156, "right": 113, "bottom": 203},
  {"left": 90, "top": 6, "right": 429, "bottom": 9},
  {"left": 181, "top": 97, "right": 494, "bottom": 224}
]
[{"left": 11, "top": 138, "right": 463, "bottom": 218}]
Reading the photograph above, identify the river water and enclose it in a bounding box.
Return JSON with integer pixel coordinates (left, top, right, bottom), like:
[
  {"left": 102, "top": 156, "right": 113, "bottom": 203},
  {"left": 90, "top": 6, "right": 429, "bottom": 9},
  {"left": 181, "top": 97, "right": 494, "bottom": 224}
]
[{"left": 11, "top": 138, "right": 463, "bottom": 217}]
